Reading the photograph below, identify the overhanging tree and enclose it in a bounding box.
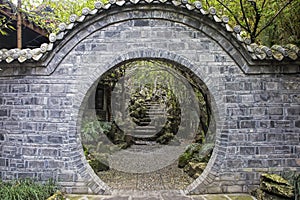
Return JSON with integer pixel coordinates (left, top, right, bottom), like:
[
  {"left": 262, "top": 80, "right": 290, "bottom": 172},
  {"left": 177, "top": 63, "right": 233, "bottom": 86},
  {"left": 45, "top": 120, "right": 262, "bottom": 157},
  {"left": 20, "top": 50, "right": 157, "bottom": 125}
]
[{"left": 201, "top": 0, "right": 299, "bottom": 45}]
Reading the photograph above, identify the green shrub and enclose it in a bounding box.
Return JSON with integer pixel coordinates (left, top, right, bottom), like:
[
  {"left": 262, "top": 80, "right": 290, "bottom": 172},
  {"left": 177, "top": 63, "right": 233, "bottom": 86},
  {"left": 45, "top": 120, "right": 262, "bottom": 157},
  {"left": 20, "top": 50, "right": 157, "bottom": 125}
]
[
  {"left": 0, "top": 178, "right": 63, "bottom": 200},
  {"left": 178, "top": 143, "right": 214, "bottom": 169},
  {"left": 178, "top": 151, "right": 193, "bottom": 168},
  {"left": 156, "top": 132, "right": 175, "bottom": 144}
]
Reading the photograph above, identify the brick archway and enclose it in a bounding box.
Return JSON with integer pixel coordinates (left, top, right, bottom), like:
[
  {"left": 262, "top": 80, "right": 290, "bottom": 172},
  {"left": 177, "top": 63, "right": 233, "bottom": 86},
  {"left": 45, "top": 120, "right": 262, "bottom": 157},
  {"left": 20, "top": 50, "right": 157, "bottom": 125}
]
[
  {"left": 60, "top": 7, "right": 241, "bottom": 192},
  {"left": 75, "top": 50, "right": 224, "bottom": 194}
]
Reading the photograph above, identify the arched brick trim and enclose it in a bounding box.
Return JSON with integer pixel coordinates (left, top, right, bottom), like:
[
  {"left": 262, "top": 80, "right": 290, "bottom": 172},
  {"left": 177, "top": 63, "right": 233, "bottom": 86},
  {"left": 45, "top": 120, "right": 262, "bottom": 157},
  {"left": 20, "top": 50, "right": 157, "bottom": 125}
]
[
  {"left": 73, "top": 48, "right": 226, "bottom": 194},
  {"left": 73, "top": 80, "right": 112, "bottom": 194},
  {"left": 39, "top": 5, "right": 300, "bottom": 75}
]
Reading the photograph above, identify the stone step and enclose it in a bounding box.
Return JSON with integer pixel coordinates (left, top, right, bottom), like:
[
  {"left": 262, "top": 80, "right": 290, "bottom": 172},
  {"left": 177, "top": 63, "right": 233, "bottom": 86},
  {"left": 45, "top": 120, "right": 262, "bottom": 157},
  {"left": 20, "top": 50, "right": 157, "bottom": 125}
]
[
  {"left": 132, "top": 134, "right": 156, "bottom": 139},
  {"left": 133, "top": 129, "right": 157, "bottom": 134},
  {"left": 142, "top": 108, "right": 164, "bottom": 112},
  {"left": 133, "top": 130, "right": 157, "bottom": 134},
  {"left": 132, "top": 136, "right": 156, "bottom": 140},
  {"left": 133, "top": 140, "right": 157, "bottom": 145},
  {"left": 148, "top": 112, "right": 165, "bottom": 116},
  {"left": 147, "top": 109, "right": 165, "bottom": 112},
  {"left": 146, "top": 105, "right": 164, "bottom": 108},
  {"left": 137, "top": 118, "right": 151, "bottom": 122},
  {"left": 145, "top": 104, "right": 164, "bottom": 107},
  {"left": 148, "top": 109, "right": 165, "bottom": 111},
  {"left": 135, "top": 126, "right": 157, "bottom": 130}
]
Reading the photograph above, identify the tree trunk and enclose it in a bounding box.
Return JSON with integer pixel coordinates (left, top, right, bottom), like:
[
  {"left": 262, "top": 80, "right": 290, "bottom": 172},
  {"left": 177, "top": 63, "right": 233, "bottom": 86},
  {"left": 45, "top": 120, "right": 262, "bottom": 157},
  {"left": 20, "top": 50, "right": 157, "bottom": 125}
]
[
  {"left": 17, "top": 0, "right": 22, "bottom": 49},
  {"left": 106, "top": 87, "right": 112, "bottom": 122}
]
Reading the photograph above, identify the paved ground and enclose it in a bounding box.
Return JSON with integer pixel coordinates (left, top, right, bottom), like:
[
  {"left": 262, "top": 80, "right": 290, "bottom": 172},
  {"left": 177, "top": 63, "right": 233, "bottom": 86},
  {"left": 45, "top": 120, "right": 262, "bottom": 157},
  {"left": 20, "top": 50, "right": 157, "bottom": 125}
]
[
  {"left": 80, "top": 142, "right": 257, "bottom": 200},
  {"left": 98, "top": 143, "right": 194, "bottom": 190},
  {"left": 66, "top": 191, "right": 256, "bottom": 200},
  {"left": 98, "top": 162, "right": 193, "bottom": 190}
]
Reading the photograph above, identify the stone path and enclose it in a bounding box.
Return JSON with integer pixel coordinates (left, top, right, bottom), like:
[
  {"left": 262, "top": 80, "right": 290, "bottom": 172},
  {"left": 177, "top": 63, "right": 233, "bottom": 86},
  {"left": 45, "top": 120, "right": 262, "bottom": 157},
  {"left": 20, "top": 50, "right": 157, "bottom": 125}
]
[
  {"left": 66, "top": 191, "right": 257, "bottom": 200},
  {"left": 106, "top": 143, "right": 189, "bottom": 173},
  {"left": 98, "top": 162, "right": 193, "bottom": 190},
  {"left": 98, "top": 137, "right": 195, "bottom": 190}
]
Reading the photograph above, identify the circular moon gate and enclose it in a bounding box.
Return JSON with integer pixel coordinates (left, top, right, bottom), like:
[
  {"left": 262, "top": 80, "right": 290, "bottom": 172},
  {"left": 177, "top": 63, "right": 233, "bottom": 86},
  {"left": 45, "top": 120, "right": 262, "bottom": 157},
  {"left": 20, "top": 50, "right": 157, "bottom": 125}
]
[{"left": 80, "top": 59, "right": 215, "bottom": 190}]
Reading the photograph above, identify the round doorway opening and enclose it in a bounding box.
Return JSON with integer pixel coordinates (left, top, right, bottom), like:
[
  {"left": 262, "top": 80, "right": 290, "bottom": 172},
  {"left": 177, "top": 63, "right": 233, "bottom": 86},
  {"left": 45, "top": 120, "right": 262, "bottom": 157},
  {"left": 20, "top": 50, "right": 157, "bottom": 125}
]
[{"left": 80, "top": 59, "right": 216, "bottom": 191}]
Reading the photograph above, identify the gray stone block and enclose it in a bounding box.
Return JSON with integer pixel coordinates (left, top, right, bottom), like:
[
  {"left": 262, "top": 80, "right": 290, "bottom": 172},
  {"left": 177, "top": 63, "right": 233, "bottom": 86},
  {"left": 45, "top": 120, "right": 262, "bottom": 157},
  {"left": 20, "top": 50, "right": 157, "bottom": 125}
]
[
  {"left": 287, "top": 107, "right": 300, "bottom": 115},
  {"left": 0, "top": 109, "right": 8, "bottom": 116},
  {"left": 240, "top": 147, "right": 256, "bottom": 155}
]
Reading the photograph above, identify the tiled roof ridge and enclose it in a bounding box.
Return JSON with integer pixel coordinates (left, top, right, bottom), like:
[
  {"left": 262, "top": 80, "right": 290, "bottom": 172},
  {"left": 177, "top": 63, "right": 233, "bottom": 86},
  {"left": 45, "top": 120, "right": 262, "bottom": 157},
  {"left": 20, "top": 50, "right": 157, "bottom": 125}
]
[{"left": 0, "top": 0, "right": 299, "bottom": 63}]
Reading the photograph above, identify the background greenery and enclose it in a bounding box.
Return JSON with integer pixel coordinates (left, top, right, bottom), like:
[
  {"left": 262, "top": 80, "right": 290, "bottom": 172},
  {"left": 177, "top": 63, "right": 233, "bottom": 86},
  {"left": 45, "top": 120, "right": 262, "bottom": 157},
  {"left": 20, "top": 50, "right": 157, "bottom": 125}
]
[{"left": 0, "top": 0, "right": 299, "bottom": 46}]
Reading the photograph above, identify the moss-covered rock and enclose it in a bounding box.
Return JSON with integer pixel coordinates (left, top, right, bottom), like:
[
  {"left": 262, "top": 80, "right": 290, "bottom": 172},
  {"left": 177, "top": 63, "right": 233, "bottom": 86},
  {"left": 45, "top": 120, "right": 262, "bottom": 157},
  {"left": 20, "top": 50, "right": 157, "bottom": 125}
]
[
  {"left": 252, "top": 173, "right": 295, "bottom": 200},
  {"left": 262, "top": 173, "right": 291, "bottom": 185},
  {"left": 186, "top": 143, "right": 203, "bottom": 154},
  {"left": 183, "top": 162, "right": 207, "bottom": 179},
  {"left": 194, "top": 130, "right": 205, "bottom": 143},
  {"left": 260, "top": 173, "right": 294, "bottom": 199},
  {"left": 156, "top": 132, "right": 174, "bottom": 144},
  {"left": 178, "top": 143, "right": 202, "bottom": 168},
  {"left": 178, "top": 143, "right": 214, "bottom": 179},
  {"left": 178, "top": 151, "right": 193, "bottom": 168},
  {"left": 178, "top": 143, "right": 214, "bottom": 168},
  {"left": 251, "top": 188, "right": 289, "bottom": 200},
  {"left": 104, "top": 122, "right": 132, "bottom": 148},
  {"left": 196, "top": 143, "right": 214, "bottom": 162},
  {"left": 88, "top": 155, "right": 109, "bottom": 172},
  {"left": 260, "top": 182, "right": 294, "bottom": 199},
  {"left": 168, "top": 136, "right": 181, "bottom": 146}
]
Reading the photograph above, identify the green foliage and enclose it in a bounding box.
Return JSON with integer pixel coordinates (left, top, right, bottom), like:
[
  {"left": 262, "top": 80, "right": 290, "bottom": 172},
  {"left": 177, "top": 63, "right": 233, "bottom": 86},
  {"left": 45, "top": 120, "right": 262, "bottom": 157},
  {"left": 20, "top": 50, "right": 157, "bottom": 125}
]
[
  {"left": 1, "top": 0, "right": 299, "bottom": 45},
  {"left": 282, "top": 171, "right": 300, "bottom": 199},
  {"left": 0, "top": 178, "right": 63, "bottom": 200},
  {"left": 259, "top": 0, "right": 300, "bottom": 46},
  {"left": 178, "top": 150, "right": 193, "bottom": 168},
  {"left": 129, "top": 91, "right": 151, "bottom": 126},
  {"left": 88, "top": 153, "right": 109, "bottom": 172},
  {"left": 81, "top": 118, "right": 131, "bottom": 172},
  {"left": 156, "top": 132, "right": 174, "bottom": 144},
  {"left": 197, "top": 0, "right": 299, "bottom": 45},
  {"left": 81, "top": 118, "right": 111, "bottom": 144},
  {"left": 0, "top": 4, "right": 15, "bottom": 36},
  {"left": 178, "top": 143, "right": 214, "bottom": 170},
  {"left": 8, "top": 0, "right": 107, "bottom": 33},
  {"left": 178, "top": 143, "right": 202, "bottom": 168},
  {"left": 0, "top": 16, "right": 15, "bottom": 36},
  {"left": 83, "top": 143, "right": 111, "bottom": 172}
]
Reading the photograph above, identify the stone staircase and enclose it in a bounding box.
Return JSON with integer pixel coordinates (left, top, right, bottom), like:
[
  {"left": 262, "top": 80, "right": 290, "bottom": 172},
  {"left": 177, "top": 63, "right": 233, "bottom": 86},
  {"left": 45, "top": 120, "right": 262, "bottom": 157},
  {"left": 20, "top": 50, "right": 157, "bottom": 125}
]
[{"left": 132, "top": 101, "right": 166, "bottom": 144}]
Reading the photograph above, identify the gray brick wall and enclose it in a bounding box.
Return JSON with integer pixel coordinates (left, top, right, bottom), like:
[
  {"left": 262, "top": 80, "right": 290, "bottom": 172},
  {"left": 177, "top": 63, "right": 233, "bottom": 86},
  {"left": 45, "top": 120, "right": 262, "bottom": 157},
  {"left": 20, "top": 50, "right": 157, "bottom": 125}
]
[{"left": 0, "top": 5, "right": 299, "bottom": 195}]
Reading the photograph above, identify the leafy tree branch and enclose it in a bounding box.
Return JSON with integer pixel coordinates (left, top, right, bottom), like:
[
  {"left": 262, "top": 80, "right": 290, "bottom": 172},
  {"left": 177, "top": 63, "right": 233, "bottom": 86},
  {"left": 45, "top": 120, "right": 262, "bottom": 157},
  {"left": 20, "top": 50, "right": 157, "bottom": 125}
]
[{"left": 255, "top": 0, "right": 294, "bottom": 38}]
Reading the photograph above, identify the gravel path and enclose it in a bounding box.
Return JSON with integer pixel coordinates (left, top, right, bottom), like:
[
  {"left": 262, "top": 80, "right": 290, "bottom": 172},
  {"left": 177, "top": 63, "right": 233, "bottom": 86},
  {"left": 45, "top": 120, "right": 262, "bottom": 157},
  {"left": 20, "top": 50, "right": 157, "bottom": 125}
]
[
  {"left": 107, "top": 143, "right": 188, "bottom": 173},
  {"left": 98, "top": 161, "right": 193, "bottom": 190},
  {"left": 97, "top": 141, "right": 194, "bottom": 190}
]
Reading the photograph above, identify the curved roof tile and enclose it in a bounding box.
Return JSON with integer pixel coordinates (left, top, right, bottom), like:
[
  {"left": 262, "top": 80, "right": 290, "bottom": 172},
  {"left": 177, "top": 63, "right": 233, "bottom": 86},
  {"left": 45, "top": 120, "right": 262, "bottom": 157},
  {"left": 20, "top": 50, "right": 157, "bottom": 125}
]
[{"left": 0, "top": 0, "right": 299, "bottom": 63}]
